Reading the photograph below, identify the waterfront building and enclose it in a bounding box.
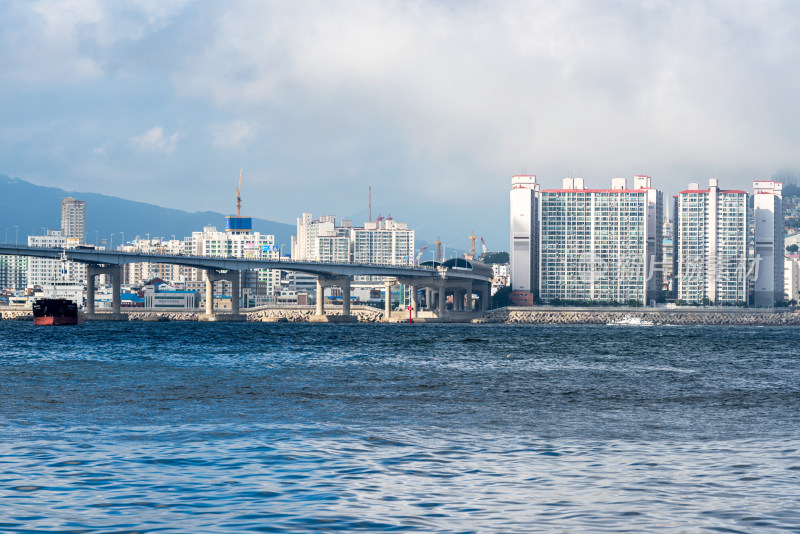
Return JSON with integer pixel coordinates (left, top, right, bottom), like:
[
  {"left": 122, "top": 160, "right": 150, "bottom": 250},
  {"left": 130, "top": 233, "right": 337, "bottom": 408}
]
[
  {"left": 121, "top": 238, "right": 186, "bottom": 285},
  {"left": 752, "top": 180, "right": 784, "bottom": 306},
  {"left": 61, "top": 197, "right": 86, "bottom": 244},
  {"left": 674, "top": 179, "right": 748, "bottom": 305},
  {"left": 185, "top": 220, "right": 280, "bottom": 298},
  {"left": 784, "top": 257, "right": 800, "bottom": 303},
  {"left": 352, "top": 217, "right": 414, "bottom": 266},
  {"left": 491, "top": 262, "right": 510, "bottom": 295},
  {"left": 27, "top": 230, "right": 86, "bottom": 288},
  {"left": 0, "top": 255, "right": 27, "bottom": 290},
  {"left": 539, "top": 176, "right": 663, "bottom": 304},
  {"left": 292, "top": 213, "right": 352, "bottom": 262},
  {"left": 143, "top": 281, "right": 199, "bottom": 309},
  {"left": 509, "top": 175, "right": 539, "bottom": 303}
]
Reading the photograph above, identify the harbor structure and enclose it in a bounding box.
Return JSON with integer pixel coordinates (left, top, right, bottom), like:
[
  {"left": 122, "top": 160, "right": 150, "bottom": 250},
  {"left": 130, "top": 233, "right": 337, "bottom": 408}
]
[
  {"left": 61, "top": 197, "right": 86, "bottom": 244},
  {"left": 539, "top": 176, "right": 663, "bottom": 305},
  {"left": 509, "top": 175, "right": 540, "bottom": 304},
  {"left": 753, "top": 180, "right": 784, "bottom": 307},
  {"left": 673, "top": 179, "right": 748, "bottom": 305}
]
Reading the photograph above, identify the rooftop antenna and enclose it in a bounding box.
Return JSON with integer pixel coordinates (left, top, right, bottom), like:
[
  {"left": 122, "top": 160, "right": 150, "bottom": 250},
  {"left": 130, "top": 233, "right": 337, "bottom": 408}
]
[{"left": 235, "top": 168, "right": 243, "bottom": 216}]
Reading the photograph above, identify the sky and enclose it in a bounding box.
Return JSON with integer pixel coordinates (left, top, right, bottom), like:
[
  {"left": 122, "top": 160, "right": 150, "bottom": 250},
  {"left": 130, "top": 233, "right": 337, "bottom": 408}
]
[{"left": 1, "top": 0, "right": 799, "bottom": 251}]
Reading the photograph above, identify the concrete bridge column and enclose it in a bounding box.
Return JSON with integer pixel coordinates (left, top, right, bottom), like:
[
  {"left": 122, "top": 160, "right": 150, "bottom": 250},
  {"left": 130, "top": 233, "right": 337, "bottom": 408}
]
[
  {"left": 85, "top": 264, "right": 125, "bottom": 321},
  {"left": 341, "top": 277, "right": 351, "bottom": 317},
  {"left": 425, "top": 288, "right": 432, "bottom": 310},
  {"left": 410, "top": 285, "right": 418, "bottom": 319},
  {"left": 86, "top": 269, "right": 96, "bottom": 315},
  {"left": 483, "top": 282, "right": 491, "bottom": 312},
  {"left": 112, "top": 267, "right": 122, "bottom": 315},
  {"left": 316, "top": 278, "right": 325, "bottom": 316},
  {"left": 384, "top": 281, "right": 393, "bottom": 320},
  {"left": 465, "top": 282, "right": 473, "bottom": 312},
  {"left": 200, "top": 269, "right": 245, "bottom": 322},
  {"left": 231, "top": 272, "right": 240, "bottom": 315},
  {"left": 206, "top": 275, "right": 215, "bottom": 315},
  {"left": 438, "top": 280, "right": 446, "bottom": 317}
]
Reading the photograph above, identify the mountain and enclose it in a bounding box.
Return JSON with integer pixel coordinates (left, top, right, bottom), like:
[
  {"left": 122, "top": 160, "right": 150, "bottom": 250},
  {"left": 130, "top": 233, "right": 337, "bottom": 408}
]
[{"left": 0, "top": 175, "right": 295, "bottom": 247}]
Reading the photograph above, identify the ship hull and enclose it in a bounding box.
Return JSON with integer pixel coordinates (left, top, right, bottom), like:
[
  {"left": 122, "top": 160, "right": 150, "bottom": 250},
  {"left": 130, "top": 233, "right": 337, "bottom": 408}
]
[{"left": 32, "top": 298, "right": 81, "bottom": 326}]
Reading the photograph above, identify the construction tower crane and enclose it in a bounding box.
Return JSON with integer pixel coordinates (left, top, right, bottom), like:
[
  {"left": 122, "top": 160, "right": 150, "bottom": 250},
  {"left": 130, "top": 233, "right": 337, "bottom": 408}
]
[
  {"left": 235, "top": 168, "right": 243, "bottom": 216},
  {"left": 467, "top": 230, "right": 477, "bottom": 259},
  {"left": 414, "top": 245, "right": 428, "bottom": 266}
]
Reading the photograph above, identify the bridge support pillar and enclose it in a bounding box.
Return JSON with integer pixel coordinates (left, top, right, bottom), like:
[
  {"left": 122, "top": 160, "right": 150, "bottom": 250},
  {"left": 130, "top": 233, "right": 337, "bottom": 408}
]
[
  {"left": 311, "top": 276, "right": 354, "bottom": 322},
  {"left": 200, "top": 269, "right": 245, "bottom": 322},
  {"left": 438, "top": 280, "right": 446, "bottom": 318},
  {"left": 483, "top": 281, "right": 491, "bottom": 312},
  {"left": 341, "top": 277, "right": 351, "bottom": 317},
  {"left": 316, "top": 278, "right": 325, "bottom": 316},
  {"left": 466, "top": 282, "right": 473, "bottom": 312},
  {"left": 85, "top": 264, "right": 126, "bottom": 321},
  {"left": 384, "top": 281, "right": 393, "bottom": 320},
  {"left": 409, "top": 285, "right": 418, "bottom": 319}
]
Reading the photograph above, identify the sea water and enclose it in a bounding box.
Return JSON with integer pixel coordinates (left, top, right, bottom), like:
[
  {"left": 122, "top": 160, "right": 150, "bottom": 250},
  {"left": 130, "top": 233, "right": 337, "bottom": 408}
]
[{"left": 1, "top": 322, "right": 798, "bottom": 532}]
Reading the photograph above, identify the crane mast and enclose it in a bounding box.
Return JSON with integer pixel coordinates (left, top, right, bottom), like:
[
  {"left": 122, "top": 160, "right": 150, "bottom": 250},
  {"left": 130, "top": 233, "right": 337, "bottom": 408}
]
[{"left": 235, "top": 168, "right": 243, "bottom": 217}]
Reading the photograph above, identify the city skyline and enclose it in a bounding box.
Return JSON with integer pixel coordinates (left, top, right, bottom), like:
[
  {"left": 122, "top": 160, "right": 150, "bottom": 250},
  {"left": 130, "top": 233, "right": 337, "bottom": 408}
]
[{"left": 2, "top": 1, "right": 799, "bottom": 249}]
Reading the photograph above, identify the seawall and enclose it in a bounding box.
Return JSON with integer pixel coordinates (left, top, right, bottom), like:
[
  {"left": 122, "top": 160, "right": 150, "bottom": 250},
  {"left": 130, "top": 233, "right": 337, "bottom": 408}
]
[{"left": 486, "top": 307, "right": 800, "bottom": 326}]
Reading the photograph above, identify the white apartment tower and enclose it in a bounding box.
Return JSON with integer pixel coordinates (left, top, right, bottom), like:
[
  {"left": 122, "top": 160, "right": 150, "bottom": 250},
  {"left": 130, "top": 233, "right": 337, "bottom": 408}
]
[
  {"left": 674, "top": 179, "right": 748, "bottom": 305},
  {"left": 539, "top": 176, "right": 663, "bottom": 304},
  {"left": 753, "top": 180, "right": 784, "bottom": 307},
  {"left": 61, "top": 197, "right": 86, "bottom": 244},
  {"left": 27, "top": 230, "right": 86, "bottom": 288},
  {"left": 509, "top": 175, "right": 540, "bottom": 296}
]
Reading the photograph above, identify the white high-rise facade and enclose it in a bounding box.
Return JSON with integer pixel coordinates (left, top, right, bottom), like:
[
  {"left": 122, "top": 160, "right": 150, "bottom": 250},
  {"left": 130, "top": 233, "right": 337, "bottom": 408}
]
[
  {"left": 120, "top": 238, "right": 186, "bottom": 285},
  {"left": 674, "top": 179, "right": 748, "bottom": 305},
  {"left": 292, "top": 213, "right": 414, "bottom": 267},
  {"left": 186, "top": 225, "right": 280, "bottom": 294},
  {"left": 27, "top": 230, "right": 86, "bottom": 288},
  {"left": 753, "top": 180, "right": 784, "bottom": 307},
  {"left": 539, "top": 176, "right": 663, "bottom": 304},
  {"left": 509, "top": 175, "right": 539, "bottom": 296},
  {"left": 61, "top": 197, "right": 86, "bottom": 244}
]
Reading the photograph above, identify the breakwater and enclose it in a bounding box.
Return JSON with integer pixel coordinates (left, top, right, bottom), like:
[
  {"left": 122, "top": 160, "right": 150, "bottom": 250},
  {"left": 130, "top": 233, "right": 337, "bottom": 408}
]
[
  {"left": 4, "top": 306, "right": 800, "bottom": 325},
  {"left": 486, "top": 307, "right": 800, "bottom": 326}
]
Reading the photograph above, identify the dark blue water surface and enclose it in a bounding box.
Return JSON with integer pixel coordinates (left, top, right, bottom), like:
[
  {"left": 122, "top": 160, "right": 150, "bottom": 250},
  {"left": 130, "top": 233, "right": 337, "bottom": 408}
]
[{"left": 1, "top": 322, "right": 799, "bottom": 533}]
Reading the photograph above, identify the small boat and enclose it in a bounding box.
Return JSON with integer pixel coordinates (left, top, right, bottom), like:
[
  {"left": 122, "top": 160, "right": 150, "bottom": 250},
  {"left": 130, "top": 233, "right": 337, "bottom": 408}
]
[
  {"left": 607, "top": 315, "right": 654, "bottom": 326},
  {"left": 33, "top": 298, "right": 82, "bottom": 325}
]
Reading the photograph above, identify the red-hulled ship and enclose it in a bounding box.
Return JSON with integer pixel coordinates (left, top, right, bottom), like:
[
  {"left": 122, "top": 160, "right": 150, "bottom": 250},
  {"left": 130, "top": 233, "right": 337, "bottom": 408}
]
[{"left": 33, "top": 298, "right": 81, "bottom": 325}]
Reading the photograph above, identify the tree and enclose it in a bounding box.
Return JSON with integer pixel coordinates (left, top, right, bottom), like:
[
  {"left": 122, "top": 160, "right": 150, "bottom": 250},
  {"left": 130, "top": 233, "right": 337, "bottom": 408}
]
[
  {"left": 491, "top": 286, "right": 511, "bottom": 308},
  {"left": 481, "top": 251, "right": 509, "bottom": 264},
  {"left": 787, "top": 243, "right": 798, "bottom": 254}
]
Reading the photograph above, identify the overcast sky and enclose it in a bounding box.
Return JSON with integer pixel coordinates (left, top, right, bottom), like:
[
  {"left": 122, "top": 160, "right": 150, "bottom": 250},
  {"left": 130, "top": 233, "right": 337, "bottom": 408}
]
[{"left": 1, "top": 0, "right": 798, "bottom": 250}]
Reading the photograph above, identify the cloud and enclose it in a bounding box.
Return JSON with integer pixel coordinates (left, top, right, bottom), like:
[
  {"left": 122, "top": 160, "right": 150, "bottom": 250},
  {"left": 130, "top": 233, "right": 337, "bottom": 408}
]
[
  {"left": 130, "top": 126, "right": 181, "bottom": 154},
  {"left": 210, "top": 120, "right": 256, "bottom": 149}
]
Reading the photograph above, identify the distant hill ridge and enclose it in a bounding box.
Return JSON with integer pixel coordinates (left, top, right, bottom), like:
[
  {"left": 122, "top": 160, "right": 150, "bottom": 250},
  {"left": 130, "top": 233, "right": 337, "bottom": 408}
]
[{"left": 0, "top": 174, "right": 295, "bottom": 246}]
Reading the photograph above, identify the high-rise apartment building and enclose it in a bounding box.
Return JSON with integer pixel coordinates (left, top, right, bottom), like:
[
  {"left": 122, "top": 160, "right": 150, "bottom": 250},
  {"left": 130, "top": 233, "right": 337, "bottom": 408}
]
[
  {"left": 352, "top": 217, "right": 414, "bottom": 266},
  {"left": 292, "top": 213, "right": 414, "bottom": 267},
  {"left": 509, "top": 175, "right": 539, "bottom": 298},
  {"left": 673, "top": 179, "right": 748, "bottom": 305},
  {"left": 27, "top": 230, "right": 86, "bottom": 288},
  {"left": 0, "top": 255, "right": 27, "bottom": 290},
  {"left": 539, "top": 176, "right": 663, "bottom": 304},
  {"left": 186, "top": 223, "right": 280, "bottom": 294},
  {"left": 753, "top": 181, "right": 784, "bottom": 307},
  {"left": 61, "top": 197, "right": 86, "bottom": 244}
]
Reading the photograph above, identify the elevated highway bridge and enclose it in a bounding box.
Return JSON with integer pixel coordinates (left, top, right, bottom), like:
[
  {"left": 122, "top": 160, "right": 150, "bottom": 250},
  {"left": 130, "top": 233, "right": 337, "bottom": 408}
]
[{"left": 0, "top": 244, "right": 493, "bottom": 322}]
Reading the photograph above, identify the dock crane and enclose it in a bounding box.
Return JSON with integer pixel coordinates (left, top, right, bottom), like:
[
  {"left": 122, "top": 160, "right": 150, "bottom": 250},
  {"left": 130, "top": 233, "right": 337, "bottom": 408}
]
[
  {"left": 434, "top": 236, "right": 442, "bottom": 262},
  {"left": 235, "top": 168, "right": 243, "bottom": 216},
  {"left": 480, "top": 236, "right": 488, "bottom": 255}
]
